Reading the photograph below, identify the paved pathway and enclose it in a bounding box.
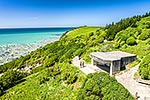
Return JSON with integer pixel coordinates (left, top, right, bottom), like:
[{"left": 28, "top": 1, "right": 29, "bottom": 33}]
[
  {"left": 115, "top": 65, "right": 150, "bottom": 100},
  {"left": 72, "top": 56, "right": 105, "bottom": 74}
]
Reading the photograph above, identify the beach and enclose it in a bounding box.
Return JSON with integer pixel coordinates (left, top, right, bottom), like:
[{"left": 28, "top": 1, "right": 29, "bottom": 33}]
[{"left": 0, "top": 38, "right": 59, "bottom": 65}]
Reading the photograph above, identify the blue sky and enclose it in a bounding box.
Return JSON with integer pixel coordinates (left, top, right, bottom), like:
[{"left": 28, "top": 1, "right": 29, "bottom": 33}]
[{"left": 0, "top": 0, "right": 150, "bottom": 28}]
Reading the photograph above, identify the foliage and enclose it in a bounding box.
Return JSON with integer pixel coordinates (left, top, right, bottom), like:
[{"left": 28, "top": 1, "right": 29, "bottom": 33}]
[
  {"left": 114, "top": 42, "right": 120, "bottom": 48},
  {"left": 126, "top": 36, "right": 137, "bottom": 45},
  {"left": 0, "top": 63, "right": 85, "bottom": 100},
  {"left": 105, "top": 12, "right": 150, "bottom": 40},
  {"left": 105, "top": 16, "right": 140, "bottom": 40},
  {"left": 138, "top": 29, "right": 150, "bottom": 40},
  {"left": 66, "top": 73, "right": 78, "bottom": 84},
  {"left": 39, "top": 76, "right": 49, "bottom": 84},
  {"left": 77, "top": 72, "right": 134, "bottom": 100},
  {"left": 138, "top": 55, "right": 150, "bottom": 80},
  {"left": 0, "top": 70, "right": 25, "bottom": 95},
  {"left": 47, "top": 64, "right": 61, "bottom": 78},
  {"left": 0, "top": 84, "right": 3, "bottom": 96}
]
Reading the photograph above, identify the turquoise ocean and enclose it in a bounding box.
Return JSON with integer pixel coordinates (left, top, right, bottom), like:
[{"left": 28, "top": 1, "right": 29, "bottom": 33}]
[{"left": 0, "top": 27, "right": 73, "bottom": 45}]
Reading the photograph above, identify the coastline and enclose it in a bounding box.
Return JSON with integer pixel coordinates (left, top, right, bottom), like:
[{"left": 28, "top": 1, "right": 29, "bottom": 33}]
[{"left": 0, "top": 38, "right": 59, "bottom": 65}]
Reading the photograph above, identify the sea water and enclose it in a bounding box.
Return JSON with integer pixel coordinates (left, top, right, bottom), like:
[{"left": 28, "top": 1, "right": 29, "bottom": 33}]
[{"left": 0, "top": 27, "right": 72, "bottom": 45}]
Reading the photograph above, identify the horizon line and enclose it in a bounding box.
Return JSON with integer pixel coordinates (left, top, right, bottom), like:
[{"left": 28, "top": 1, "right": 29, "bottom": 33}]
[
  {"left": 0, "top": 25, "right": 104, "bottom": 29},
  {"left": 0, "top": 26, "right": 77, "bottom": 29}
]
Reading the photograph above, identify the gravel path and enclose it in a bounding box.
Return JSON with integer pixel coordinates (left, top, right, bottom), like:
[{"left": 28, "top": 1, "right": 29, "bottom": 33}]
[{"left": 115, "top": 65, "right": 150, "bottom": 100}]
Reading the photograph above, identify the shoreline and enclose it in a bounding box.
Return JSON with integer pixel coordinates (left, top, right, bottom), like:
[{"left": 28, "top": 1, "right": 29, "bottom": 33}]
[{"left": 0, "top": 38, "right": 59, "bottom": 65}]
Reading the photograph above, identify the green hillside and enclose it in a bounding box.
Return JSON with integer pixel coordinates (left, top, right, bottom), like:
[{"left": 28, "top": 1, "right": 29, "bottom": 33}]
[{"left": 0, "top": 12, "right": 150, "bottom": 99}]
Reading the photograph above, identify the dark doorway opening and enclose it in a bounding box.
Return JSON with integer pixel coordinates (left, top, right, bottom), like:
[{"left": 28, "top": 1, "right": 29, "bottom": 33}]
[{"left": 96, "top": 63, "right": 110, "bottom": 73}]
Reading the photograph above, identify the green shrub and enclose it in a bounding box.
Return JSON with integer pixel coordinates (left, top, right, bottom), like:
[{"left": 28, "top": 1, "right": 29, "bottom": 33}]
[
  {"left": 146, "top": 38, "right": 150, "bottom": 44},
  {"left": 89, "top": 32, "right": 94, "bottom": 36},
  {"left": 0, "top": 84, "right": 4, "bottom": 96},
  {"left": 138, "top": 55, "right": 150, "bottom": 80},
  {"left": 43, "top": 55, "right": 58, "bottom": 67},
  {"left": 39, "top": 76, "right": 49, "bottom": 84},
  {"left": 114, "top": 42, "right": 120, "bottom": 48},
  {"left": 0, "top": 60, "right": 16, "bottom": 73},
  {"left": 73, "top": 49, "right": 84, "bottom": 56},
  {"left": 98, "top": 37, "right": 104, "bottom": 43},
  {"left": 120, "top": 41, "right": 125, "bottom": 46},
  {"left": 121, "top": 44, "right": 128, "bottom": 49},
  {"left": 100, "top": 31, "right": 106, "bottom": 38},
  {"left": 115, "top": 31, "right": 128, "bottom": 42},
  {"left": 92, "top": 38, "right": 104, "bottom": 46},
  {"left": 0, "top": 70, "right": 25, "bottom": 90},
  {"left": 61, "top": 72, "right": 70, "bottom": 81},
  {"left": 66, "top": 73, "right": 78, "bottom": 84},
  {"left": 47, "top": 65, "right": 61, "bottom": 77},
  {"left": 139, "top": 30, "right": 150, "bottom": 40},
  {"left": 126, "top": 36, "right": 136, "bottom": 45},
  {"left": 77, "top": 72, "right": 134, "bottom": 100},
  {"left": 96, "top": 30, "right": 100, "bottom": 36}
]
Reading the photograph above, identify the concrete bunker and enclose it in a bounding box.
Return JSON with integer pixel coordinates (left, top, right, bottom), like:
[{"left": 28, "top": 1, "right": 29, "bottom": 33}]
[{"left": 90, "top": 51, "right": 136, "bottom": 75}]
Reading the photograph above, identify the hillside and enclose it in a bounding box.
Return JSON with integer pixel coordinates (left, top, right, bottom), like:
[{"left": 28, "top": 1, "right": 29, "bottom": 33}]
[{"left": 0, "top": 12, "right": 150, "bottom": 99}]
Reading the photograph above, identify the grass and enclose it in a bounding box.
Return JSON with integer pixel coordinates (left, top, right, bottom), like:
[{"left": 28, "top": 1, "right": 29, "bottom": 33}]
[
  {"left": 0, "top": 66, "right": 85, "bottom": 100},
  {"left": 65, "top": 26, "right": 101, "bottom": 40}
]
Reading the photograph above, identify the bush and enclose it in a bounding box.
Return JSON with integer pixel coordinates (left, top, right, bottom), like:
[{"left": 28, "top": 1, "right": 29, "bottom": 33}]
[
  {"left": 39, "top": 77, "right": 49, "bottom": 84},
  {"left": 47, "top": 65, "right": 61, "bottom": 77},
  {"left": 61, "top": 72, "right": 70, "bottom": 81},
  {"left": 43, "top": 55, "right": 58, "bottom": 67},
  {"left": 121, "top": 44, "right": 128, "bottom": 49},
  {"left": 0, "top": 60, "right": 16, "bottom": 73},
  {"left": 114, "top": 31, "right": 128, "bottom": 43},
  {"left": 89, "top": 32, "right": 94, "bottom": 36},
  {"left": 98, "top": 37, "right": 104, "bottom": 43},
  {"left": 138, "top": 29, "right": 150, "bottom": 40},
  {"left": 0, "top": 84, "right": 4, "bottom": 96},
  {"left": 73, "top": 49, "right": 84, "bottom": 56},
  {"left": 138, "top": 55, "right": 150, "bottom": 80},
  {"left": 120, "top": 41, "right": 125, "bottom": 47},
  {"left": 114, "top": 42, "right": 120, "bottom": 48},
  {"left": 66, "top": 73, "right": 78, "bottom": 84},
  {"left": 0, "top": 70, "right": 25, "bottom": 90},
  {"left": 92, "top": 38, "right": 104, "bottom": 46},
  {"left": 77, "top": 72, "right": 134, "bottom": 100},
  {"left": 146, "top": 38, "right": 150, "bottom": 44},
  {"left": 126, "top": 36, "right": 136, "bottom": 45},
  {"left": 96, "top": 30, "right": 100, "bottom": 36}
]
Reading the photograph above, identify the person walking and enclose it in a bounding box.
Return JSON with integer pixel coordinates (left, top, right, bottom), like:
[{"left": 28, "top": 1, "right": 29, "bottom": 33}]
[{"left": 80, "top": 58, "right": 84, "bottom": 68}]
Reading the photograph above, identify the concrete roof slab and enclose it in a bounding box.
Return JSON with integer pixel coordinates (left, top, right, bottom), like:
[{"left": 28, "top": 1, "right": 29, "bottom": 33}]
[{"left": 90, "top": 51, "right": 136, "bottom": 61}]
